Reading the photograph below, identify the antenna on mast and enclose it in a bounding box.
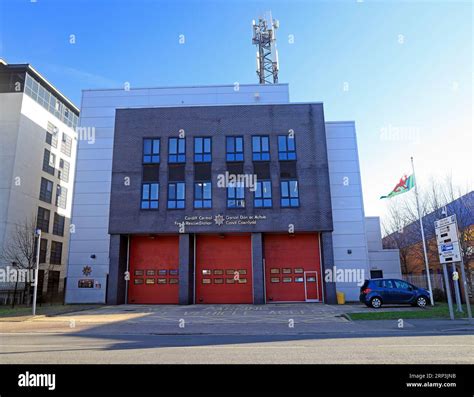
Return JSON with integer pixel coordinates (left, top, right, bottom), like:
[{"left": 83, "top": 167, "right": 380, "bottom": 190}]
[{"left": 252, "top": 11, "right": 279, "bottom": 84}]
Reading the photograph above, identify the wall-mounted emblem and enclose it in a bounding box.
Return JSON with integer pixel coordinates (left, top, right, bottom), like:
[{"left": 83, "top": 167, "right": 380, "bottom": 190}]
[
  {"left": 214, "top": 214, "right": 225, "bottom": 226},
  {"left": 82, "top": 265, "right": 92, "bottom": 276}
]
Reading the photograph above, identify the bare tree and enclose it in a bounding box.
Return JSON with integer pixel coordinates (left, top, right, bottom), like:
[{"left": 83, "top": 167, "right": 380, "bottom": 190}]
[
  {"left": 382, "top": 176, "right": 473, "bottom": 293},
  {"left": 0, "top": 217, "right": 39, "bottom": 307}
]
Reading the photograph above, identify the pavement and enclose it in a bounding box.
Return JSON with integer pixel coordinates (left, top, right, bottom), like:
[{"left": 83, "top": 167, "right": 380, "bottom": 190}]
[{"left": 1, "top": 303, "right": 473, "bottom": 363}]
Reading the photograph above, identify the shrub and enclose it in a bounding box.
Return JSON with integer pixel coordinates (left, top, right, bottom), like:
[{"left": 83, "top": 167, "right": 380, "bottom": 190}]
[{"left": 432, "top": 288, "right": 446, "bottom": 302}]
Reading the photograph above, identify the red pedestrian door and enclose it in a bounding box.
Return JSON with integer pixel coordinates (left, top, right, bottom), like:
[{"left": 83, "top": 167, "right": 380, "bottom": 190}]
[{"left": 304, "top": 271, "right": 320, "bottom": 301}]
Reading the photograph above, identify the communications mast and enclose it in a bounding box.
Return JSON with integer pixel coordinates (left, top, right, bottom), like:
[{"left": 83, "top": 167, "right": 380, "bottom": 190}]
[{"left": 252, "top": 12, "right": 279, "bottom": 84}]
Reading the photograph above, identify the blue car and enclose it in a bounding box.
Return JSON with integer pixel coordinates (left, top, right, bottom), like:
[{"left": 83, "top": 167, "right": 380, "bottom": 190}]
[{"left": 359, "top": 278, "right": 430, "bottom": 308}]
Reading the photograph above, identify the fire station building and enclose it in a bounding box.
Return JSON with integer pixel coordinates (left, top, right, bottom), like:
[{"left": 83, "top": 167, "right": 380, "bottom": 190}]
[{"left": 106, "top": 103, "right": 336, "bottom": 304}]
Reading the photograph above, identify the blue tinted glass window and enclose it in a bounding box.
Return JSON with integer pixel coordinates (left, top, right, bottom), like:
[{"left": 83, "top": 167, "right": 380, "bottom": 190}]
[
  {"left": 252, "top": 136, "right": 270, "bottom": 161},
  {"left": 226, "top": 136, "right": 244, "bottom": 162},
  {"left": 169, "top": 137, "right": 185, "bottom": 163},
  {"left": 227, "top": 182, "right": 245, "bottom": 208},
  {"left": 194, "top": 137, "right": 212, "bottom": 162},
  {"left": 278, "top": 135, "right": 296, "bottom": 161},
  {"left": 143, "top": 139, "right": 160, "bottom": 163},
  {"left": 141, "top": 183, "right": 159, "bottom": 209},
  {"left": 167, "top": 182, "right": 185, "bottom": 209},
  {"left": 254, "top": 180, "right": 272, "bottom": 208},
  {"left": 280, "top": 180, "right": 299, "bottom": 207},
  {"left": 194, "top": 182, "right": 212, "bottom": 208}
]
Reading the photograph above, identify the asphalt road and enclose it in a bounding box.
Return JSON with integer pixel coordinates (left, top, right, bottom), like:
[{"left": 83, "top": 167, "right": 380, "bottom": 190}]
[
  {"left": 1, "top": 330, "right": 473, "bottom": 364},
  {"left": 1, "top": 304, "right": 473, "bottom": 364}
]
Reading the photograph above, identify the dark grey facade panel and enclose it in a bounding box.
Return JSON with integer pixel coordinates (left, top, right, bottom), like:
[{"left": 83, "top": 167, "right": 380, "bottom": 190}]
[
  {"left": 107, "top": 235, "right": 128, "bottom": 305},
  {"left": 109, "top": 104, "right": 333, "bottom": 235}
]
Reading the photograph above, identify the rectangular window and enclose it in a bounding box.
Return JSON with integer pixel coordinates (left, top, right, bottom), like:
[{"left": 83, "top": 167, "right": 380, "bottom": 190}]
[
  {"left": 254, "top": 180, "right": 272, "bottom": 208},
  {"left": 227, "top": 181, "right": 245, "bottom": 208},
  {"left": 194, "top": 182, "right": 212, "bottom": 208},
  {"left": 281, "top": 180, "right": 300, "bottom": 207},
  {"left": 168, "top": 137, "right": 185, "bottom": 163},
  {"left": 36, "top": 207, "right": 50, "bottom": 233},
  {"left": 278, "top": 135, "right": 296, "bottom": 160},
  {"left": 52, "top": 213, "right": 65, "bottom": 236},
  {"left": 194, "top": 137, "right": 212, "bottom": 162},
  {"left": 55, "top": 185, "right": 67, "bottom": 209},
  {"left": 167, "top": 182, "right": 185, "bottom": 209},
  {"left": 58, "top": 158, "right": 70, "bottom": 183},
  {"left": 50, "top": 241, "right": 63, "bottom": 265},
  {"left": 143, "top": 138, "right": 160, "bottom": 163},
  {"left": 39, "top": 239, "right": 47, "bottom": 263},
  {"left": 60, "top": 133, "right": 72, "bottom": 157},
  {"left": 226, "top": 136, "right": 244, "bottom": 162},
  {"left": 252, "top": 136, "right": 270, "bottom": 161},
  {"left": 141, "top": 183, "right": 159, "bottom": 209},
  {"left": 39, "top": 178, "right": 53, "bottom": 203},
  {"left": 42, "top": 149, "right": 55, "bottom": 175},
  {"left": 46, "top": 122, "right": 58, "bottom": 148}
]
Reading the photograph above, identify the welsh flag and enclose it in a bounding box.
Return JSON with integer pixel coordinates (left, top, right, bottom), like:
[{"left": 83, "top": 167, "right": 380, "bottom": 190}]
[{"left": 380, "top": 174, "right": 415, "bottom": 199}]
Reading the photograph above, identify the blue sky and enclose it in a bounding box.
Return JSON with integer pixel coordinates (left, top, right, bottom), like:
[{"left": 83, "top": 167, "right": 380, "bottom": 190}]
[{"left": 1, "top": 0, "right": 472, "bottom": 217}]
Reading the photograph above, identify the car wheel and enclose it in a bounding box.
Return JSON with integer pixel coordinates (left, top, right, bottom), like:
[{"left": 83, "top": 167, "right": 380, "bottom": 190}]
[
  {"left": 416, "top": 296, "right": 428, "bottom": 308},
  {"left": 370, "top": 297, "right": 382, "bottom": 309}
]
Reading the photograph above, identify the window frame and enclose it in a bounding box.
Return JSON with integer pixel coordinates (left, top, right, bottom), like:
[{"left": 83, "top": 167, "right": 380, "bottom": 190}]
[
  {"left": 278, "top": 135, "right": 297, "bottom": 161},
  {"left": 194, "top": 137, "right": 212, "bottom": 163},
  {"left": 227, "top": 181, "right": 245, "bottom": 208},
  {"left": 254, "top": 180, "right": 272, "bottom": 208},
  {"left": 226, "top": 136, "right": 244, "bottom": 162},
  {"left": 167, "top": 182, "right": 186, "bottom": 209},
  {"left": 55, "top": 185, "right": 67, "bottom": 209},
  {"left": 39, "top": 177, "right": 54, "bottom": 204},
  {"left": 168, "top": 137, "right": 186, "bottom": 163},
  {"left": 143, "top": 138, "right": 160, "bottom": 164},
  {"left": 49, "top": 241, "right": 63, "bottom": 265},
  {"left": 252, "top": 135, "right": 270, "bottom": 161},
  {"left": 194, "top": 181, "right": 212, "bottom": 209},
  {"left": 52, "top": 212, "right": 65, "bottom": 236},
  {"left": 36, "top": 207, "right": 50, "bottom": 233},
  {"left": 280, "top": 179, "right": 300, "bottom": 208},
  {"left": 141, "top": 182, "right": 159, "bottom": 210}
]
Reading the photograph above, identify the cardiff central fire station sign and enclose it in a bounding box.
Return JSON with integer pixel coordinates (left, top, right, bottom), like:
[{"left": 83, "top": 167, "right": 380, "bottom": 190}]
[
  {"left": 435, "top": 215, "right": 461, "bottom": 264},
  {"left": 174, "top": 214, "right": 268, "bottom": 227}
]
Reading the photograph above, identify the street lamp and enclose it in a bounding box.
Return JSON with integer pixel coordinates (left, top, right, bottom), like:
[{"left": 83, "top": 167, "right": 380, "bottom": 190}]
[
  {"left": 11, "top": 261, "right": 18, "bottom": 309},
  {"left": 32, "top": 228, "right": 41, "bottom": 316}
]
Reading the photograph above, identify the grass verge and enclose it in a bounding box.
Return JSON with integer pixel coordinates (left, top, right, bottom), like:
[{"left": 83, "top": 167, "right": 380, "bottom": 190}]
[
  {"left": 347, "top": 303, "right": 470, "bottom": 320},
  {"left": 0, "top": 304, "right": 101, "bottom": 319}
]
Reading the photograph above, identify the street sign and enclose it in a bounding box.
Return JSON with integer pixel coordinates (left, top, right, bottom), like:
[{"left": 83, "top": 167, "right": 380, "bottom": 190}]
[
  {"left": 435, "top": 224, "right": 459, "bottom": 245},
  {"left": 438, "top": 241, "right": 461, "bottom": 264},
  {"left": 434, "top": 214, "right": 457, "bottom": 229}
]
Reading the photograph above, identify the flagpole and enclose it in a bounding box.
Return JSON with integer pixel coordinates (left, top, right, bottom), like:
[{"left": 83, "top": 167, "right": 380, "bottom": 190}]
[{"left": 411, "top": 156, "right": 434, "bottom": 306}]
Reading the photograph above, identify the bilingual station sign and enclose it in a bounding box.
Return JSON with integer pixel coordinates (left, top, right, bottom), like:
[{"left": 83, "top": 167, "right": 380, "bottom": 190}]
[{"left": 434, "top": 215, "right": 461, "bottom": 264}]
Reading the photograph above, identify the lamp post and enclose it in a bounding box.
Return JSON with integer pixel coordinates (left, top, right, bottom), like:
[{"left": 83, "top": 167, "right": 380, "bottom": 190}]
[
  {"left": 11, "top": 261, "right": 18, "bottom": 309},
  {"left": 32, "top": 228, "right": 41, "bottom": 316}
]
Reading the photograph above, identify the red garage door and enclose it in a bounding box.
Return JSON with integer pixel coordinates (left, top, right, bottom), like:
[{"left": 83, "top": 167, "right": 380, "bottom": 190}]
[
  {"left": 128, "top": 235, "right": 179, "bottom": 304},
  {"left": 264, "top": 234, "right": 322, "bottom": 302},
  {"left": 196, "top": 234, "right": 252, "bottom": 304}
]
